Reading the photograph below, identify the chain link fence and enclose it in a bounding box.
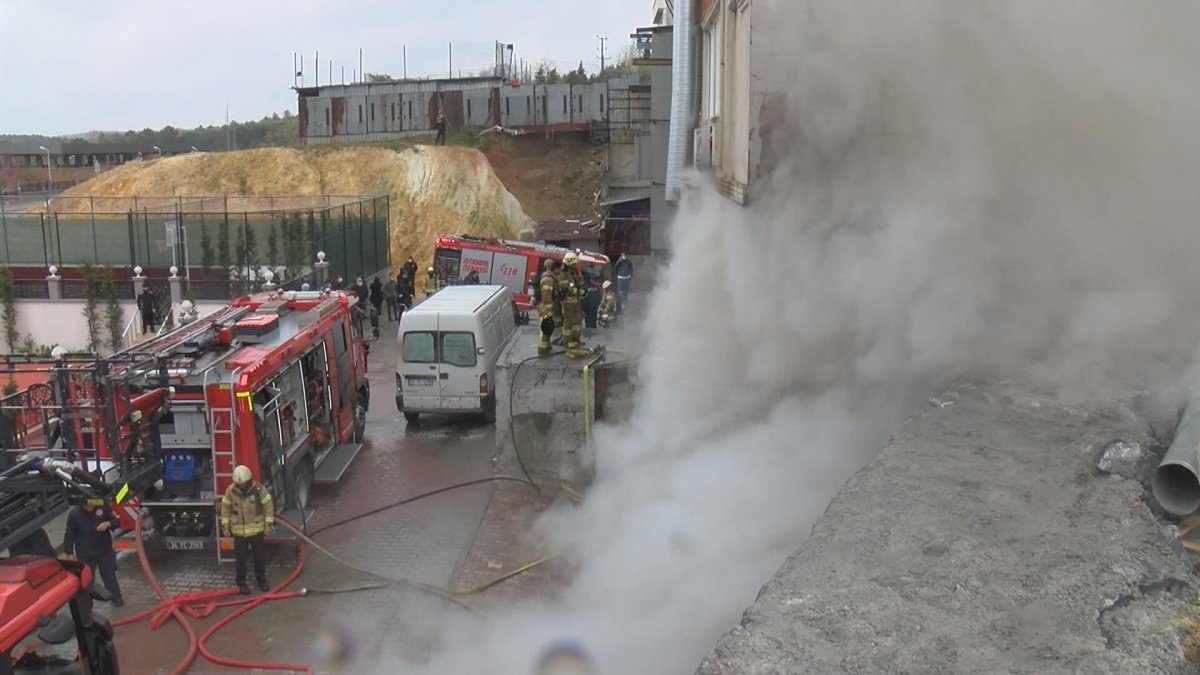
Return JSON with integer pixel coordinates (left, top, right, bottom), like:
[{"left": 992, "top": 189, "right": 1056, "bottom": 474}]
[{"left": 0, "top": 194, "right": 389, "bottom": 300}]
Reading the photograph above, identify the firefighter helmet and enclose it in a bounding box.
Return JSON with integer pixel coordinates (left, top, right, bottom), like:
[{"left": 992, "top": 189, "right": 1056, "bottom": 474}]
[
  {"left": 233, "top": 465, "right": 253, "bottom": 485},
  {"left": 85, "top": 497, "right": 104, "bottom": 508},
  {"left": 562, "top": 252, "right": 578, "bottom": 266},
  {"left": 543, "top": 258, "right": 555, "bottom": 271},
  {"left": 427, "top": 266, "right": 434, "bottom": 273},
  {"left": 602, "top": 280, "right": 612, "bottom": 290}
]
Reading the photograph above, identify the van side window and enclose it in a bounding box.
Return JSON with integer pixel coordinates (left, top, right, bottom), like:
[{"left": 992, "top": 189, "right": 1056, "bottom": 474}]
[
  {"left": 440, "top": 332, "right": 477, "bottom": 368},
  {"left": 403, "top": 332, "right": 436, "bottom": 363}
]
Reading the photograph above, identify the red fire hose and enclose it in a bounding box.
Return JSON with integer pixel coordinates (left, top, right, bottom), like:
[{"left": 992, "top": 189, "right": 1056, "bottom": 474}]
[{"left": 113, "top": 512, "right": 312, "bottom": 674}]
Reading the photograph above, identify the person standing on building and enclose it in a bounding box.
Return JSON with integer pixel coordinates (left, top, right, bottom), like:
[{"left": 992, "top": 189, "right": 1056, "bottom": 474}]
[
  {"left": 137, "top": 286, "right": 157, "bottom": 334},
  {"left": 558, "top": 253, "right": 589, "bottom": 358},
  {"left": 614, "top": 253, "right": 633, "bottom": 306},
  {"left": 435, "top": 110, "right": 448, "bottom": 146},
  {"left": 423, "top": 266, "right": 439, "bottom": 297},
  {"left": 62, "top": 498, "right": 123, "bottom": 607},
  {"left": 536, "top": 258, "right": 559, "bottom": 356},
  {"left": 219, "top": 465, "right": 274, "bottom": 595}
]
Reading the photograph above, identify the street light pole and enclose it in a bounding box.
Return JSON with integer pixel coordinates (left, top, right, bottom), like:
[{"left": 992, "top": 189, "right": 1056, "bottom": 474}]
[
  {"left": 37, "top": 146, "right": 52, "bottom": 190},
  {"left": 152, "top": 145, "right": 162, "bottom": 160}
]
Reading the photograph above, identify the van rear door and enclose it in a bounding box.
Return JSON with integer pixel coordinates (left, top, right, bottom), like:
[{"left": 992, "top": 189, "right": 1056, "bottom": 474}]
[
  {"left": 437, "top": 319, "right": 482, "bottom": 406},
  {"left": 400, "top": 321, "right": 439, "bottom": 398}
]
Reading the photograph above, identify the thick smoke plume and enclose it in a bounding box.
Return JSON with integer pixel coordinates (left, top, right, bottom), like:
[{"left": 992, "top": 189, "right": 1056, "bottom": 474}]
[{"left": 402, "top": 2, "right": 1200, "bottom": 673}]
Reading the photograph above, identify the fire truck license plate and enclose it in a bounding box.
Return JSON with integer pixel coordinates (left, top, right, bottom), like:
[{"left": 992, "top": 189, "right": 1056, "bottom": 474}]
[{"left": 165, "top": 538, "right": 206, "bottom": 550}]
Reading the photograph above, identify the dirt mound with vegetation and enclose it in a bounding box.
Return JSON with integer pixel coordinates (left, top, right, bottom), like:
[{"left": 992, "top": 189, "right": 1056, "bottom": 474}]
[
  {"left": 55, "top": 146, "right": 534, "bottom": 268},
  {"left": 480, "top": 132, "right": 605, "bottom": 223}
]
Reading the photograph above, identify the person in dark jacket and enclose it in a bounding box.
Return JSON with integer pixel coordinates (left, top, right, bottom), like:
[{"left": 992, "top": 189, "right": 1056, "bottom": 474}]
[
  {"left": 369, "top": 276, "right": 384, "bottom": 314},
  {"left": 137, "top": 287, "right": 158, "bottom": 334},
  {"left": 400, "top": 256, "right": 418, "bottom": 286},
  {"left": 352, "top": 275, "right": 368, "bottom": 305},
  {"left": 63, "top": 499, "right": 123, "bottom": 606}
]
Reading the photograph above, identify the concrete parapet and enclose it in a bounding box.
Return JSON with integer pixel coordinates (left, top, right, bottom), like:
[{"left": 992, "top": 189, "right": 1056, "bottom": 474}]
[{"left": 495, "top": 326, "right": 636, "bottom": 488}]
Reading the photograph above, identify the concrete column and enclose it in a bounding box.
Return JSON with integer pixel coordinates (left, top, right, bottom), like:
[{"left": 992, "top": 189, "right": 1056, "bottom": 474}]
[
  {"left": 46, "top": 266, "right": 61, "bottom": 301},
  {"left": 131, "top": 266, "right": 146, "bottom": 298},
  {"left": 168, "top": 266, "right": 183, "bottom": 305},
  {"left": 314, "top": 251, "right": 330, "bottom": 287}
]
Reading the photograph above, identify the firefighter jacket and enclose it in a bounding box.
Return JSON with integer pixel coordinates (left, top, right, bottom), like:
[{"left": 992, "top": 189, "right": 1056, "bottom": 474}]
[
  {"left": 558, "top": 268, "right": 586, "bottom": 306},
  {"left": 538, "top": 270, "right": 558, "bottom": 315},
  {"left": 423, "top": 273, "right": 439, "bottom": 295},
  {"left": 599, "top": 290, "right": 617, "bottom": 316},
  {"left": 219, "top": 481, "right": 274, "bottom": 537}
]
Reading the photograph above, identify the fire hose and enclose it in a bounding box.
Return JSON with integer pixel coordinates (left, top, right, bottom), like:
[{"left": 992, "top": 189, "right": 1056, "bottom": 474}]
[{"left": 114, "top": 475, "right": 560, "bottom": 673}]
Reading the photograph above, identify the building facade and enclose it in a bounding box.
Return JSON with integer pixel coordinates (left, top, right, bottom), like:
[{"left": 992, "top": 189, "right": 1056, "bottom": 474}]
[
  {"left": 296, "top": 77, "right": 617, "bottom": 143},
  {"left": 0, "top": 141, "right": 185, "bottom": 194},
  {"left": 696, "top": 0, "right": 758, "bottom": 205}
]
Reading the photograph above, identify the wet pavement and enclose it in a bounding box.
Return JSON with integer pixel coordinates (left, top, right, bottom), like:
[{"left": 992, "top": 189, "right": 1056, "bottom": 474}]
[{"left": 103, "top": 321, "right": 558, "bottom": 674}]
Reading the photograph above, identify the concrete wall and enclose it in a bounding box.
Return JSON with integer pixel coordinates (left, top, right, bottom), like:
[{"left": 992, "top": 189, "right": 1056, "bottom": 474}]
[
  {"left": 7, "top": 299, "right": 228, "bottom": 352},
  {"left": 494, "top": 327, "right": 635, "bottom": 487}
]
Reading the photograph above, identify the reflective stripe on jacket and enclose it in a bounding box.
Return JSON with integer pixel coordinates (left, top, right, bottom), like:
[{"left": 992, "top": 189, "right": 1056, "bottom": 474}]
[{"left": 219, "top": 482, "right": 274, "bottom": 537}]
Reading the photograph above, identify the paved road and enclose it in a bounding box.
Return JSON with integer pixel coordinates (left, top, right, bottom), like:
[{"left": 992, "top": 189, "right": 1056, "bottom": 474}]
[{"left": 104, "top": 319, "right": 527, "bottom": 674}]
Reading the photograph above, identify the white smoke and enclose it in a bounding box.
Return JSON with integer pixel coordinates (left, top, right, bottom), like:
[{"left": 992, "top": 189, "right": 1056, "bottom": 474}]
[{"left": 398, "top": 2, "right": 1200, "bottom": 673}]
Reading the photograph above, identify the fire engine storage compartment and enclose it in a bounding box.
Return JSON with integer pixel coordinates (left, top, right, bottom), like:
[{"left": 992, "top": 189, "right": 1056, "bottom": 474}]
[{"left": 495, "top": 326, "right": 636, "bottom": 487}]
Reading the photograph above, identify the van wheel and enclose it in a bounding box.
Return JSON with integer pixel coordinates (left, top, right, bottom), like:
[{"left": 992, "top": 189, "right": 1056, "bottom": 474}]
[
  {"left": 481, "top": 399, "right": 497, "bottom": 424},
  {"left": 404, "top": 412, "right": 420, "bottom": 426},
  {"left": 292, "top": 459, "right": 313, "bottom": 511}
]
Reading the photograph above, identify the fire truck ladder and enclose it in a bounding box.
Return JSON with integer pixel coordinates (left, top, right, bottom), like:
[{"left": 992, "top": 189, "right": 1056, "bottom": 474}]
[{"left": 204, "top": 365, "right": 242, "bottom": 565}]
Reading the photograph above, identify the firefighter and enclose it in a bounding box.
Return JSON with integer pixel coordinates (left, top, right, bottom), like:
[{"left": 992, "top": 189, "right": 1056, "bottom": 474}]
[
  {"left": 597, "top": 280, "right": 618, "bottom": 328},
  {"left": 536, "top": 258, "right": 559, "bottom": 356},
  {"left": 63, "top": 498, "right": 123, "bottom": 607},
  {"left": 219, "top": 465, "right": 275, "bottom": 595},
  {"left": 558, "top": 252, "right": 590, "bottom": 358},
  {"left": 423, "top": 266, "right": 438, "bottom": 296}
]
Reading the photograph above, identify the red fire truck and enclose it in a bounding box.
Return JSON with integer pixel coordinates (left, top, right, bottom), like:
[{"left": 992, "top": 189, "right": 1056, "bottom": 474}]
[
  {"left": 0, "top": 288, "right": 372, "bottom": 559},
  {"left": 432, "top": 235, "right": 611, "bottom": 311}
]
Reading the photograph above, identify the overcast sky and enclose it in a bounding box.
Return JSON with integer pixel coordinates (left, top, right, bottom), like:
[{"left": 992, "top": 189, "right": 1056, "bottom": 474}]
[{"left": 0, "top": 0, "right": 651, "bottom": 136}]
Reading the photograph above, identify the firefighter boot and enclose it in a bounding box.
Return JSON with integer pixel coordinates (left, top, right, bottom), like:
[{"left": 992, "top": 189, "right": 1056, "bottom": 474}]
[
  {"left": 537, "top": 315, "right": 554, "bottom": 356},
  {"left": 258, "top": 577, "right": 270, "bottom": 593}
]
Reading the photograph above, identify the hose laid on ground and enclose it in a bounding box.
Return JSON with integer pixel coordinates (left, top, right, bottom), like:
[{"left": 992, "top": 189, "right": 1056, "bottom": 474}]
[{"left": 115, "top": 512, "right": 312, "bottom": 674}]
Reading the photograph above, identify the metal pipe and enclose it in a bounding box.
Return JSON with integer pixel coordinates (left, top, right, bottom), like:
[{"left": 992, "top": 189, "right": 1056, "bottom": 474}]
[
  {"left": 665, "top": 0, "right": 695, "bottom": 201},
  {"left": 1153, "top": 394, "right": 1200, "bottom": 514}
]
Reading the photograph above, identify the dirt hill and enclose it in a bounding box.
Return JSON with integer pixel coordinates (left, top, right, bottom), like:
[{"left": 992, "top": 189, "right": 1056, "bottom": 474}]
[
  {"left": 480, "top": 132, "right": 605, "bottom": 223},
  {"left": 55, "top": 146, "right": 535, "bottom": 269}
]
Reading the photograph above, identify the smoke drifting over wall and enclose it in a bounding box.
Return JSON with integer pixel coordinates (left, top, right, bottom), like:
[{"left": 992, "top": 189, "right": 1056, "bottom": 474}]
[{"left": 406, "top": 2, "right": 1200, "bottom": 673}]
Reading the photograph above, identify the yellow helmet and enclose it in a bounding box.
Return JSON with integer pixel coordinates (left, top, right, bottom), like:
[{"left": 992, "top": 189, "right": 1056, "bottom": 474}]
[
  {"left": 562, "top": 252, "right": 578, "bottom": 266},
  {"left": 85, "top": 497, "right": 104, "bottom": 508},
  {"left": 543, "top": 258, "right": 555, "bottom": 271},
  {"left": 233, "top": 465, "right": 253, "bottom": 484}
]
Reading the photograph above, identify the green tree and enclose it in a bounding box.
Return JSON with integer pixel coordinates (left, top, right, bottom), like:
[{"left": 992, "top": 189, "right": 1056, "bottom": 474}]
[
  {"left": 200, "top": 219, "right": 215, "bottom": 280},
  {"left": 242, "top": 220, "right": 258, "bottom": 281},
  {"left": 308, "top": 211, "right": 321, "bottom": 260},
  {"left": 284, "top": 212, "right": 304, "bottom": 278},
  {"left": 217, "top": 214, "right": 231, "bottom": 279},
  {"left": 80, "top": 263, "right": 102, "bottom": 352},
  {"left": 0, "top": 268, "right": 18, "bottom": 352},
  {"left": 102, "top": 267, "right": 124, "bottom": 352},
  {"left": 267, "top": 217, "right": 280, "bottom": 271},
  {"left": 565, "top": 61, "right": 588, "bottom": 84}
]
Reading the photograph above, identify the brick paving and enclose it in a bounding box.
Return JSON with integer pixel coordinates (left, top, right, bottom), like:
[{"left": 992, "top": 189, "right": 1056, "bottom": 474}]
[{"left": 96, "top": 325, "right": 565, "bottom": 674}]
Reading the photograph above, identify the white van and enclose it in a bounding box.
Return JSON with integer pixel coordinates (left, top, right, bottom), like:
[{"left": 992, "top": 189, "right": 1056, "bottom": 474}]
[{"left": 395, "top": 285, "right": 519, "bottom": 424}]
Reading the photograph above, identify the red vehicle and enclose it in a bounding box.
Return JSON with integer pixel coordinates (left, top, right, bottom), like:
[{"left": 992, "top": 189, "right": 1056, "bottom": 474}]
[
  {"left": 0, "top": 458, "right": 122, "bottom": 674},
  {"left": 0, "top": 289, "right": 372, "bottom": 558},
  {"left": 432, "top": 234, "right": 611, "bottom": 311}
]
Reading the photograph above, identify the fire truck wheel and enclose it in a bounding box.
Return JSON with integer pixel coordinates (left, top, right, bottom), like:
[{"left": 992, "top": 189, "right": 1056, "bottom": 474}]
[
  {"left": 353, "top": 399, "right": 368, "bottom": 442},
  {"left": 293, "top": 459, "right": 313, "bottom": 511},
  {"left": 404, "top": 411, "right": 420, "bottom": 426}
]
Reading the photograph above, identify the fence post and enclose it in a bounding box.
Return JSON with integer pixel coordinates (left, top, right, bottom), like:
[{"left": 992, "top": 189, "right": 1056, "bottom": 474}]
[
  {"left": 168, "top": 265, "right": 183, "bottom": 305},
  {"left": 46, "top": 265, "right": 61, "bottom": 301}
]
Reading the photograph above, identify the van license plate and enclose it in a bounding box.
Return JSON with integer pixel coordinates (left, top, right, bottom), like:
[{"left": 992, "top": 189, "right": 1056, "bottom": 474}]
[
  {"left": 165, "top": 538, "right": 206, "bottom": 550},
  {"left": 406, "top": 377, "right": 435, "bottom": 386}
]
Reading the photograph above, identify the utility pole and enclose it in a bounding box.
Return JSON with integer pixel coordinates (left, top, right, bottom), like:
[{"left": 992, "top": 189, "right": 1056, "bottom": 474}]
[
  {"left": 449, "top": 42, "right": 453, "bottom": 79},
  {"left": 403, "top": 45, "right": 407, "bottom": 79},
  {"left": 598, "top": 36, "right": 608, "bottom": 74}
]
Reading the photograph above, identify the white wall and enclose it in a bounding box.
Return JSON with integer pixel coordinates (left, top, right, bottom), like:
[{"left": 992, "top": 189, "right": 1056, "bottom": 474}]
[{"left": 8, "top": 299, "right": 230, "bottom": 353}]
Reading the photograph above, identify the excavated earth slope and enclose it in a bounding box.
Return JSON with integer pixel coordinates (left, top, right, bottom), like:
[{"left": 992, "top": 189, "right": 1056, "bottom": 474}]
[
  {"left": 698, "top": 380, "right": 1197, "bottom": 675},
  {"left": 54, "top": 146, "right": 535, "bottom": 268}
]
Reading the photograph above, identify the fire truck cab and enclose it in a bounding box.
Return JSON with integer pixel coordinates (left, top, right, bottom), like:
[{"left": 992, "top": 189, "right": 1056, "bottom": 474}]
[
  {"left": 121, "top": 289, "right": 372, "bottom": 552},
  {"left": 432, "top": 234, "right": 611, "bottom": 311}
]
